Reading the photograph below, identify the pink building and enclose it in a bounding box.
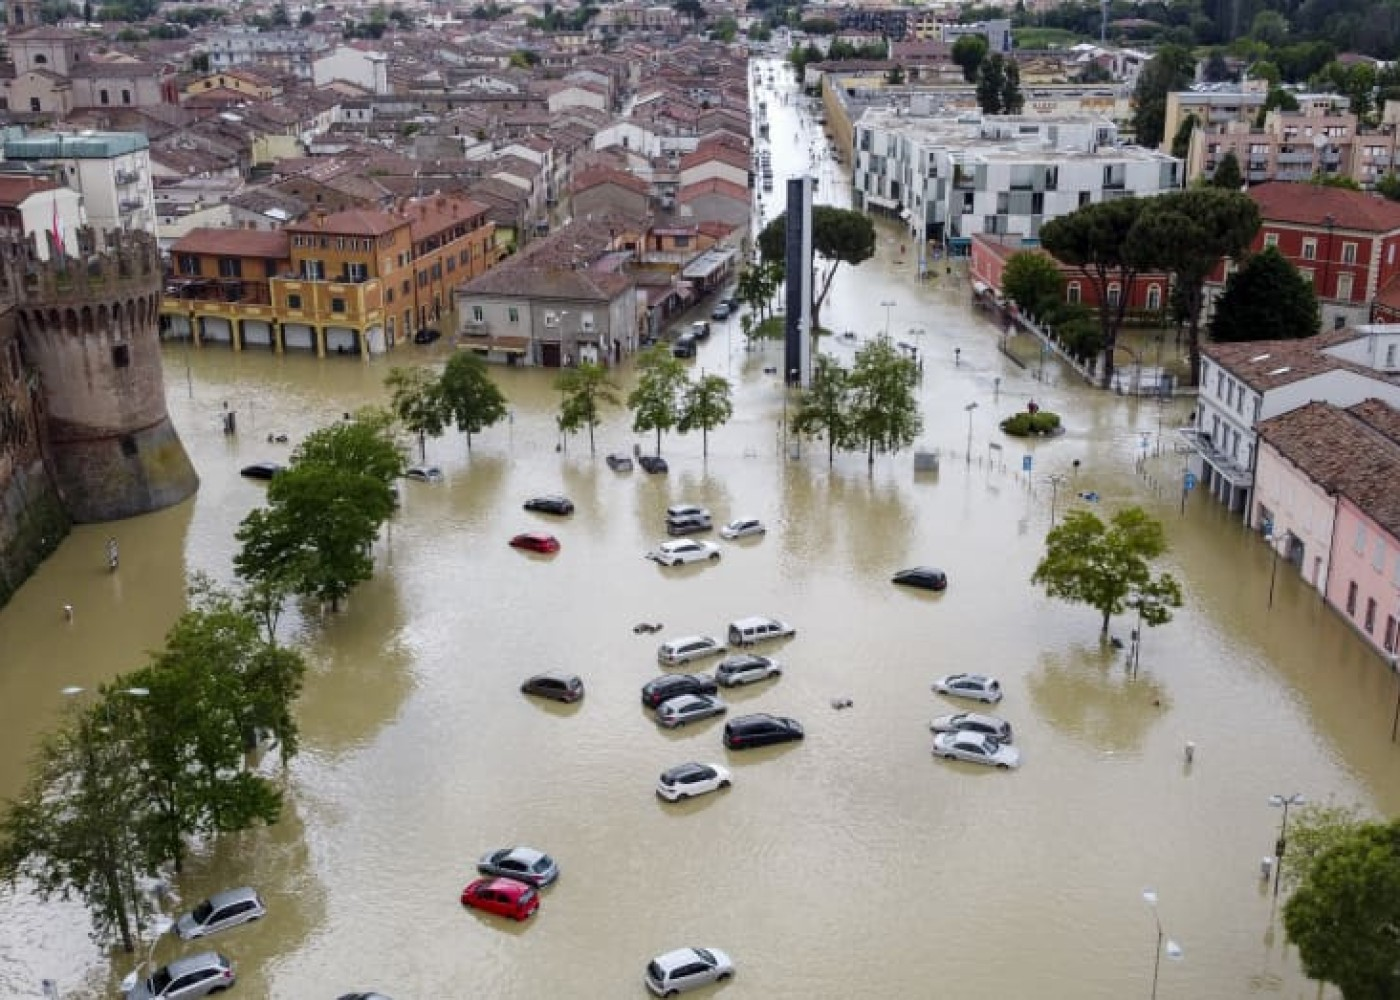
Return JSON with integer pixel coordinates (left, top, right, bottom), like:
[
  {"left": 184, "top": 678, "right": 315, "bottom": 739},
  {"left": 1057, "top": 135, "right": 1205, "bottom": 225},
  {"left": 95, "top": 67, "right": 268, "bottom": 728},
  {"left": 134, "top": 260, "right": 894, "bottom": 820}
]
[{"left": 1255, "top": 399, "right": 1400, "bottom": 659}]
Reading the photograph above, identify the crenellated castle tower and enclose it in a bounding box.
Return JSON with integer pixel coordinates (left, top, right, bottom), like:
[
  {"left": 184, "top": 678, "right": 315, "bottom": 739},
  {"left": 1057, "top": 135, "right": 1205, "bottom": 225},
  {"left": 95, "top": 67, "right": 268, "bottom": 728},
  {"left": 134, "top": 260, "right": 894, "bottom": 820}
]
[{"left": 0, "top": 227, "right": 198, "bottom": 522}]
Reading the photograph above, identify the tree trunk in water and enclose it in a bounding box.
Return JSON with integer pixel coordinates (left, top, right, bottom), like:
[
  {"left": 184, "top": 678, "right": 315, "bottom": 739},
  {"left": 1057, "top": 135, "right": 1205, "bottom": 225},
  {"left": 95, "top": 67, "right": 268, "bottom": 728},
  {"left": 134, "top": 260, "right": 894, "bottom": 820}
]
[
  {"left": 702, "top": 427, "right": 709, "bottom": 458},
  {"left": 466, "top": 431, "right": 473, "bottom": 453},
  {"left": 867, "top": 440, "right": 875, "bottom": 469},
  {"left": 103, "top": 860, "right": 135, "bottom": 952},
  {"left": 418, "top": 432, "right": 426, "bottom": 462},
  {"left": 587, "top": 423, "right": 595, "bottom": 455},
  {"left": 655, "top": 428, "right": 662, "bottom": 454},
  {"left": 1100, "top": 608, "right": 1112, "bottom": 636}
]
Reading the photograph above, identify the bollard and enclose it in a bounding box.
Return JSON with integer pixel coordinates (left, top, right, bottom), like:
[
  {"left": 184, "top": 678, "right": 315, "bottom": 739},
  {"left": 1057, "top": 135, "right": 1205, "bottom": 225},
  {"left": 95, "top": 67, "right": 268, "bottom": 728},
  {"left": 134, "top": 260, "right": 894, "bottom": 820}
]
[
  {"left": 1183, "top": 741, "right": 1196, "bottom": 764},
  {"left": 1260, "top": 856, "right": 1275, "bottom": 881}
]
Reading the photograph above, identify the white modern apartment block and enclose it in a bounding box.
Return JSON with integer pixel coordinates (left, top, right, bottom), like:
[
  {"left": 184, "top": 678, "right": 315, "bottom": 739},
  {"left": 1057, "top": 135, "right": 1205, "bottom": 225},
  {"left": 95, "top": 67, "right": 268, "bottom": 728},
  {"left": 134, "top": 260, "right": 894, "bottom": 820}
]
[
  {"left": 206, "top": 27, "right": 332, "bottom": 82},
  {"left": 851, "top": 111, "right": 1182, "bottom": 254},
  {"left": 0, "top": 129, "right": 156, "bottom": 235}
]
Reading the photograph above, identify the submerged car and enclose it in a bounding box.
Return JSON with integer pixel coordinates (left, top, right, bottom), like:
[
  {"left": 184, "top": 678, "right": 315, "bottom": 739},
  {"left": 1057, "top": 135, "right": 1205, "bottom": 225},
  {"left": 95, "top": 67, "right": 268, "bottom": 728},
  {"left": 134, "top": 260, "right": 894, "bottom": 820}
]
[
  {"left": 656, "top": 762, "right": 732, "bottom": 801},
  {"left": 239, "top": 461, "right": 283, "bottom": 481},
  {"left": 714, "top": 654, "right": 781, "bottom": 687},
  {"left": 929, "top": 712, "right": 1013, "bottom": 742},
  {"left": 932, "top": 731, "right": 1021, "bottom": 769},
  {"left": 606, "top": 453, "right": 634, "bottom": 472},
  {"left": 656, "top": 692, "right": 728, "bottom": 728},
  {"left": 641, "top": 673, "right": 719, "bottom": 708},
  {"left": 657, "top": 636, "right": 726, "bottom": 666},
  {"left": 476, "top": 846, "right": 559, "bottom": 887},
  {"left": 719, "top": 518, "right": 766, "bottom": 540},
  {"left": 125, "top": 952, "right": 235, "bottom": 1000},
  {"left": 413, "top": 327, "right": 441, "bottom": 344},
  {"left": 521, "top": 672, "right": 584, "bottom": 703},
  {"left": 523, "top": 495, "right": 574, "bottom": 516},
  {"left": 460, "top": 877, "right": 539, "bottom": 921},
  {"left": 404, "top": 464, "right": 443, "bottom": 483},
  {"left": 639, "top": 455, "right": 669, "bottom": 475},
  {"left": 510, "top": 532, "right": 561, "bottom": 554},
  {"left": 645, "top": 947, "right": 734, "bottom": 996},
  {"left": 174, "top": 886, "right": 266, "bottom": 940},
  {"left": 931, "top": 673, "right": 1003, "bottom": 704},
  {"left": 722, "top": 713, "right": 804, "bottom": 750},
  {"left": 647, "top": 539, "right": 721, "bottom": 566},
  {"left": 893, "top": 566, "right": 948, "bottom": 591},
  {"left": 666, "top": 513, "right": 713, "bottom": 537}
]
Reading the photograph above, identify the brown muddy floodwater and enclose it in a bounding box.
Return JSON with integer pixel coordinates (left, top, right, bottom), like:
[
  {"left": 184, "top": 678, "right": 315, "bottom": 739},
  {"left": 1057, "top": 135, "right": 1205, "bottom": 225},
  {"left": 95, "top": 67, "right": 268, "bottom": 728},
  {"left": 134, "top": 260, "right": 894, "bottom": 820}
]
[{"left": 1, "top": 58, "right": 1398, "bottom": 1000}]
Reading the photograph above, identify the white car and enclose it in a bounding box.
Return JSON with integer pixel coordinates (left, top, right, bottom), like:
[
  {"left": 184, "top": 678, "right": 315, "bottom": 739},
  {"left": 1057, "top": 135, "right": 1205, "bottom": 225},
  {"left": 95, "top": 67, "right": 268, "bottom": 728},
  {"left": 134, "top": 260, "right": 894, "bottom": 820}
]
[
  {"left": 719, "top": 518, "right": 766, "bottom": 540},
  {"left": 655, "top": 693, "right": 728, "bottom": 728},
  {"left": 404, "top": 464, "right": 443, "bottom": 483},
  {"left": 656, "top": 762, "right": 732, "bottom": 801},
  {"left": 647, "top": 539, "right": 721, "bottom": 566},
  {"left": 930, "top": 712, "right": 1013, "bottom": 742},
  {"left": 645, "top": 947, "right": 734, "bottom": 996},
  {"left": 714, "top": 654, "right": 781, "bottom": 687},
  {"left": 931, "top": 673, "right": 1003, "bottom": 704},
  {"left": 932, "top": 731, "right": 1021, "bottom": 769},
  {"left": 657, "top": 635, "right": 726, "bottom": 666}
]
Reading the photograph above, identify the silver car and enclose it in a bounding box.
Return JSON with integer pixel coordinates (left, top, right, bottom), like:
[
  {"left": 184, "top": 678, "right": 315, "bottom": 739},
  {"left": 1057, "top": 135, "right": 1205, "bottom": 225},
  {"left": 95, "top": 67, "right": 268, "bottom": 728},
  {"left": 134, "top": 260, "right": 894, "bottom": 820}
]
[
  {"left": 714, "top": 654, "right": 781, "bottom": 687},
  {"left": 126, "top": 952, "right": 235, "bottom": 1000},
  {"left": 656, "top": 693, "right": 728, "bottom": 728},
  {"left": 476, "top": 845, "right": 559, "bottom": 887},
  {"left": 929, "top": 712, "right": 1013, "bottom": 743},
  {"left": 719, "top": 518, "right": 766, "bottom": 540},
  {"left": 931, "top": 672, "right": 1004, "bottom": 704},
  {"left": 645, "top": 946, "right": 735, "bottom": 996},
  {"left": 932, "top": 731, "right": 1021, "bottom": 769},
  {"left": 174, "top": 886, "right": 266, "bottom": 940}
]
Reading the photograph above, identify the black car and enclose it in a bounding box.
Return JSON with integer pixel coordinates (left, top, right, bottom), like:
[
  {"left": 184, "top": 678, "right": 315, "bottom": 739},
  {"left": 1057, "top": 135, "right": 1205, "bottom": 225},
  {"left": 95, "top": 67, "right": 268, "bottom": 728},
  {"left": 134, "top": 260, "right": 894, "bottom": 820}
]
[
  {"left": 666, "top": 513, "right": 712, "bottom": 537},
  {"left": 672, "top": 334, "right": 697, "bottom": 359},
  {"left": 723, "top": 713, "right": 804, "bottom": 750},
  {"left": 641, "top": 673, "right": 719, "bottom": 709},
  {"left": 414, "top": 328, "right": 441, "bottom": 345},
  {"left": 638, "top": 456, "right": 668, "bottom": 475},
  {"left": 523, "top": 495, "right": 575, "bottom": 515},
  {"left": 520, "top": 672, "right": 584, "bottom": 703},
  {"left": 892, "top": 566, "right": 948, "bottom": 591},
  {"left": 239, "top": 461, "right": 284, "bottom": 480}
]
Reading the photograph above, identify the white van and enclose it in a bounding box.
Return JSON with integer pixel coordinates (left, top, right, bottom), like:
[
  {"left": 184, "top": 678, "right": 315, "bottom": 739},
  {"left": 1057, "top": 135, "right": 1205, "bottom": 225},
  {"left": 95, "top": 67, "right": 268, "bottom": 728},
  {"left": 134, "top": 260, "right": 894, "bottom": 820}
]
[{"left": 727, "top": 616, "right": 796, "bottom": 647}]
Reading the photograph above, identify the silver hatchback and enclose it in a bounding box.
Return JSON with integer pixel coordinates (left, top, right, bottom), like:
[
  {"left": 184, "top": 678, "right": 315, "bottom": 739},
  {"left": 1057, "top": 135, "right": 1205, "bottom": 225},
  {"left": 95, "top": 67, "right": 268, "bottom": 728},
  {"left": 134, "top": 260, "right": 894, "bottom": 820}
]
[
  {"left": 126, "top": 952, "right": 235, "bottom": 1000},
  {"left": 174, "top": 886, "right": 266, "bottom": 940}
]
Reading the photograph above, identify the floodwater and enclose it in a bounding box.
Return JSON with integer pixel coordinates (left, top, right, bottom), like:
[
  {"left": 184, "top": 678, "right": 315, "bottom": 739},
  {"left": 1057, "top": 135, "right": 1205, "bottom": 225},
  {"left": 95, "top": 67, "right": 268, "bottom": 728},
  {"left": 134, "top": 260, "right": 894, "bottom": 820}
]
[{"left": 1, "top": 57, "right": 1397, "bottom": 1000}]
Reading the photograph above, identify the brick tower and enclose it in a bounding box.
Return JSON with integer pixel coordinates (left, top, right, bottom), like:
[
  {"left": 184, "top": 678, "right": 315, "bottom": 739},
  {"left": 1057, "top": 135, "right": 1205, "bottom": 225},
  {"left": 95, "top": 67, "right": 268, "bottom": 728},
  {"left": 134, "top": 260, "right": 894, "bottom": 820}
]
[{"left": 0, "top": 227, "right": 198, "bottom": 522}]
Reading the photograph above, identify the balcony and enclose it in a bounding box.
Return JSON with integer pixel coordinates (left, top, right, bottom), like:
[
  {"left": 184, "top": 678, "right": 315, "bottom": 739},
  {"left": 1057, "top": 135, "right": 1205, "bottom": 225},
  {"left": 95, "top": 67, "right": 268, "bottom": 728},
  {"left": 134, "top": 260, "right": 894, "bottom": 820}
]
[
  {"left": 1178, "top": 428, "right": 1253, "bottom": 488},
  {"left": 115, "top": 169, "right": 140, "bottom": 186},
  {"left": 119, "top": 199, "right": 144, "bottom": 213}
]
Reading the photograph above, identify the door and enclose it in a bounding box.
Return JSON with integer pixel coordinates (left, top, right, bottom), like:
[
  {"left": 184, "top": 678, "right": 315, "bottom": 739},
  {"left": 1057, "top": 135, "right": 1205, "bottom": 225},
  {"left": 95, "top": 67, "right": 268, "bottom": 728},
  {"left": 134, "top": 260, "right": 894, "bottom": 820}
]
[{"left": 540, "top": 342, "right": 561, "bottom": 367}]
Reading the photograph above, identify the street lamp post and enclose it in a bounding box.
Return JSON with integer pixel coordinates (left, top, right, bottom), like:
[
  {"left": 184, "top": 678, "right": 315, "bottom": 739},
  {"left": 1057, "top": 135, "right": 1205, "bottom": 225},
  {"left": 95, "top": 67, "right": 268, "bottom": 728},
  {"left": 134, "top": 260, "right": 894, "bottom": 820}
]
[
  {"left": 1269, "top": 793, "right": 1305, "bottom": 898},
  {"left": 1142, "top": 889, "right": 1183, "bottom": 1000},
  {"left": 880, "top": 299, "right": 896, "bottom": 339},
  {"left": 1322, "top": 213, "right": 1336, "bottom": 306},
  {"left": 964, "top": 402, "right": 978, "bottom": 464},
  {"left": 1267, "top": 530, "right": 1293, "bottom": 609},
  {"left": 1046, "top": 473, "right": 1067, "bottom": 526}
]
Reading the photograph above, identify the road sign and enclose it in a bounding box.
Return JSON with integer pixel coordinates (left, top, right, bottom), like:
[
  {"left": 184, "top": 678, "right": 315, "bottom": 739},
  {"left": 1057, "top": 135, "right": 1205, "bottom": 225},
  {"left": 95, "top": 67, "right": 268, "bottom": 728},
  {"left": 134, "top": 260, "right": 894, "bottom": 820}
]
[
  {"left": 1022, "top": 455, "right": 1033, "bottom": 473},
  {"left": 1184, "top": 472, "right": 1197, "bottom": 491}
]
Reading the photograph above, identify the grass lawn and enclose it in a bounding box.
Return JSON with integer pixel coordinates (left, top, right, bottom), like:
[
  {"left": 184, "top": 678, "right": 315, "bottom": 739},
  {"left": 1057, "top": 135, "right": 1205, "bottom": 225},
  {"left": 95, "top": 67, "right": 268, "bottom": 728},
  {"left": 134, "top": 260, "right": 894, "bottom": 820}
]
[{"left": 1012, "top": 27, "right": 1087, "bottom": 49}]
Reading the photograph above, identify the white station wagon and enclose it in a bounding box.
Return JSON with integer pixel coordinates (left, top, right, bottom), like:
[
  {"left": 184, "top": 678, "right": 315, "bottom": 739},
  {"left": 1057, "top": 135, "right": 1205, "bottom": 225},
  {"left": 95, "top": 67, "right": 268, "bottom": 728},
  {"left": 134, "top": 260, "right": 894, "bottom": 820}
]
[{"left": 647, "top": 539, "right": 721, "bottom": 566}]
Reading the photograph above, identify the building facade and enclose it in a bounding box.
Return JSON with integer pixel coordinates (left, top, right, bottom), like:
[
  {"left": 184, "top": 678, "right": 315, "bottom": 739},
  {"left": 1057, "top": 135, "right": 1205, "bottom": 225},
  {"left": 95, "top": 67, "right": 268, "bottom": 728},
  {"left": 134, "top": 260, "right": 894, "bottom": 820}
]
[{"left": 1, "top": 129, "right": 157, "bottom": 236}]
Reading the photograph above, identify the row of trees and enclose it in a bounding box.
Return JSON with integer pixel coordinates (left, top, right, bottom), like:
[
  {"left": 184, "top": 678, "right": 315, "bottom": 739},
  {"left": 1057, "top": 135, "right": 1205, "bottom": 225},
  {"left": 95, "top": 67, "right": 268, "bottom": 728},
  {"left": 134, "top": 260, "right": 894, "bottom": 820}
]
[
  {"left": 792, "top": 339, "right": 923, "bottom": 468},
  {"left": 0, "top": 582, "right": 306, "bottom": 953}
]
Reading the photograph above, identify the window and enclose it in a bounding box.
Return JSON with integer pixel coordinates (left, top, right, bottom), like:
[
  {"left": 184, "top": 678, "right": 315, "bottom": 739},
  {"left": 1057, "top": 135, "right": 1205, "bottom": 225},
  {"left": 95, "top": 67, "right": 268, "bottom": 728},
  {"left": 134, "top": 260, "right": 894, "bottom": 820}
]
[
  {"left": 1107, "top": 284, "right": 1121, "bottom": 307},
  {"left": 674, "top": 235, "right": 690, "bottom": 248},
  {"left": 1386, "top": 344, "right": 1396, "bottom": 367},
  {"left": 1385, "top": 615, "right": 1398, "bottom": 653},
  {"left": 178, "top": 255, "right": 199, "bottom": 276},
  {"left": 330, "top": 298, "right": 346, "bottom": 313},
  {"left": 1365, "top": 598, "right": 1377, "bottom": 633},
  {"left": 1337, "top": 273, "right": 1354, "bottom": 300},
  {"left": 1355, "top": 524, "right": 1367, "bottom": 553},
  {"left": 472, "top": 306, "right": 484, "bottom": 322},
  {"left": 287, "top": 293, "right": 302, "bottom": 309},
  {"left": 1298, "top": 267, "right": 1314, "bottom": 284},
  {"left": 29, "top": 98, "right": 40, "bottom": 113},
  {"left": 1341, "top": 242, "right": 1357, "bottom": 264},
  {"left": 301, "top": 260, "right": 324, "bottom": 280},
  {"left": 1263, "top": 233, "right": 1278, "bottom": 248},
  {"left": 120, "top": 435, "right": 137, "bottom": 457},
  {"left": 544, "top": 312, "right": 559, "bottom": 327},
  {"left": 121, "top": 90, "right": 131, "bottom": 105},
  {"left": 346, "top": 262, "right": 367, "bottom": 282},
  {"left": 1146, "top": 284, "right": 1161, "bottom": 310},
  {"left": 1078, "top": 191, "right": 1091, "bottom": 207},
  {"left": 218, "top": 258, "right": 241, "bottom": 278},
  {"left": 1346, "top": 581, "right": 1358, "bottom": 614},
  {"left": 33, "top": 54, "right": 47, "bottom": 65},
  {"left": 100, "top": 89, "right": 110, "bottom": 105},
  {"left": 112, "top": 344, "right": 130, "bottom": 368},
  {"left": 508, "top": 307, "right": 519, "bottom": 323},
  {"left": 1374, "top": 540, "right": 1387, "bottom": 571},
  {"left": 1302, "top": 238, "right": 1317, "bottom": 260}
]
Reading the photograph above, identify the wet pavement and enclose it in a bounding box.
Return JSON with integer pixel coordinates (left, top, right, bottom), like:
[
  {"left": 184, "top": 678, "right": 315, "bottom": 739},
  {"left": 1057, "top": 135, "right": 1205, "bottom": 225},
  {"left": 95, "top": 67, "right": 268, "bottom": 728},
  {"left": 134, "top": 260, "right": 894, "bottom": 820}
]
[{"left": 0, "top": 56, "right": 1395, "bottom": 1000}]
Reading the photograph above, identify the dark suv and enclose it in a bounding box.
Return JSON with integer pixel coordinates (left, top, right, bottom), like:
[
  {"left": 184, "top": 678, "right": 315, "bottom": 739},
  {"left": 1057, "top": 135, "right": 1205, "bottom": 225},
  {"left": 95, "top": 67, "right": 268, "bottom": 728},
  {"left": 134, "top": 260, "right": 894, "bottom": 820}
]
[
  {"left": 666, "top": 513, "right": 713, "bottom": 536},
  {"left": 723, "top": 713, "right": 804, "bottom": 750},
  {"left": 672, "top": 333, "right": 697, "bottom": 359},
  {"left": 641, "top": 673, "right": 719, "bottom": 709}
]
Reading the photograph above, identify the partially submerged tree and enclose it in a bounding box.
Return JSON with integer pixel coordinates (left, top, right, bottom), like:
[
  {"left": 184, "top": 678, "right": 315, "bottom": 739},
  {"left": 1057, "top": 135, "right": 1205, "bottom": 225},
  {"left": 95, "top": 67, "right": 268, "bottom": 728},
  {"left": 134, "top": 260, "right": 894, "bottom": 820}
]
[
  {"left": 438, "top": 350, "right": 508, "bottom": 451},
  {"left": 678, "top": 373, "right": 734, "bottom": 458},
  {"left": 844, "top": 337, "right": 922, "bottom": 469},
  {"left": 627, "top": 346, "right": 688, "bottom": 454},
  {"left": 384, "top": 366, "right": 448, "bottom": 462},
  {"left": 1031, "top": 507, "right": 1183, "bottom": 637},
  {"left": 792, "top": 354, "right": 852, "bottom": 466},
  {"left": 1210, "top": 246, "right": 1319, "bottom": 343},
  {"left": 555, "top": 362, "right": 619, "bottom": 455},
  {"left": 757, "top": 206, "right": 876, "bottom": 334},
  {"left": 1001, "top": 250, "right": 1065, "bottom": 321}
]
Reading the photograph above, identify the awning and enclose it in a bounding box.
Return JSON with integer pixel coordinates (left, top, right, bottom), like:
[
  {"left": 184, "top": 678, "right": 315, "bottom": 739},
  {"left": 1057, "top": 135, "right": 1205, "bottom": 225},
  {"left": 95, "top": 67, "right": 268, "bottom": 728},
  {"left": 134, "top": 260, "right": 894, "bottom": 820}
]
[{"left": 682, "top": 248, "right": 737, "bottom": 281}]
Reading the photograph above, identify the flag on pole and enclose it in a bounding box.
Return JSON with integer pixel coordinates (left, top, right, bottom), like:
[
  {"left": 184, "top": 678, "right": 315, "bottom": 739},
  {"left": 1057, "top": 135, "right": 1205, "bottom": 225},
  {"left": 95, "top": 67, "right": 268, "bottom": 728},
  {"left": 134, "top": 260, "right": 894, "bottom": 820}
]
[{"left": 50, "top": 195, "right": 65, "bottom": 258}]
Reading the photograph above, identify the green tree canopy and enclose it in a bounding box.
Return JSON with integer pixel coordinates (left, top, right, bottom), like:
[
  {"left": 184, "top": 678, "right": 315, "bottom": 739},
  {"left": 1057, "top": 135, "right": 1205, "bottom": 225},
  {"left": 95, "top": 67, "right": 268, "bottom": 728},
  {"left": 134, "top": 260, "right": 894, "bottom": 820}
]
[
  {"left": 1031, "top": 506, "right": 1183, "bottom": 637},
  {"left": 1210, "top": 245, "right": 1319, "bottom": 343},
  {"left": 555, "top": 362, "right": 619, "bottom": 455},
  {"left": 1133, "top": 45, "right": 1196, "bottom": 148},
  {"left": 1211, "top": 149, "right": 1244, "bottom": 189},
  {"left": 1284, "top": 818, "right": 1400, "bottom": 1000},
  {"left": 438, "top": 350, "right": 508, "bottom": 450},
  {"left": 678, "top": 373, "right": 734, "bottom": 457},
  {"left": 385, "top": 366, "right": 448, "bottom": 462},
  {"left": 293, "top": 407, "right": 404, "bottom": 485},
  {"left": 976, "top": 52, "right": 1006, "bottom": 114},
  {"left": 1040, "top": 197, "right": 1162, "bottom": 388},
  {"left": 757, "top": 206, "right": 876, "bottom": 333},
  {"left": 792, "top": 354, "right": 852, "bottom": 465},
  {"left": 1002, "top": 250, "right": 1065, "bottom": 320},
  {"left": 952, "top": 34, "right": 988, "bottom": 82},
  {"left": 845, "top": 337, "right": 922, "bottom": 468},
  {"left": 1377, "top": 171, "right": 1400, "bottom": 201},
  {"left": 1139, "top": 188, "right": 1260, "bottom": 383},
  {"left": 626, "top": 346, "right": 688, "bottom": 453}
]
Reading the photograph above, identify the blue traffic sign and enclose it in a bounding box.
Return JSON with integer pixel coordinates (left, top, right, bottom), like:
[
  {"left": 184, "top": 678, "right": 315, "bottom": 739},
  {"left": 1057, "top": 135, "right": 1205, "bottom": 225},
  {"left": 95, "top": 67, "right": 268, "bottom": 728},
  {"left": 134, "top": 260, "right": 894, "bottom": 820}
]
[
  {"left": 1184, "top": 472, "right": 1197, "bottom": 491},
  {"left": 1022, "top": 455, "right": 1033, "bottom": 473}
]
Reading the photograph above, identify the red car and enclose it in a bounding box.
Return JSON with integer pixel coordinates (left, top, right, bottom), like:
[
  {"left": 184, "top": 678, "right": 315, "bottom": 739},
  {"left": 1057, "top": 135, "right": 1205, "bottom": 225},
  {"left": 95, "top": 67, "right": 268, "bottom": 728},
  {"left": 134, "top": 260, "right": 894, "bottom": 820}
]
[
  {"left": 510, "top": 532, "right": 560, "bottom": 554},
  {"left": 461, "top": 877, "right": 540, "bottom": 921}
]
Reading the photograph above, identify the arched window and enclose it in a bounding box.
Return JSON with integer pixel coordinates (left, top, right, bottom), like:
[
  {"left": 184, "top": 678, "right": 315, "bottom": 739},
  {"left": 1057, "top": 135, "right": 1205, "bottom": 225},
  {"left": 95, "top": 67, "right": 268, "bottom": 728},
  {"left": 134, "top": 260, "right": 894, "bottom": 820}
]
[
  {"left": 33, "top": 54, "right": 48, "bottom": 65},
  {"left": 1146, "top": 284, "right": 1161, "bottom": 310}
]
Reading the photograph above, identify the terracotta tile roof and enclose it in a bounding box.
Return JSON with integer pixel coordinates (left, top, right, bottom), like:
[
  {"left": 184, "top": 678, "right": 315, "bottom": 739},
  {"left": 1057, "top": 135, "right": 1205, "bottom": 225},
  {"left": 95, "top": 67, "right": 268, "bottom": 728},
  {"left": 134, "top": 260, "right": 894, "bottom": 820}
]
[
  {"left": 1249, "top": 181, "right": 1400, "bottom": 234},
  {"left": 0, "top": 174, "right": 61, "bottom": 206},
  {"left": 1257, "top": 400, "right": 1400, "bottom": 536},
  {"left": 1202, "top": 330, "right": 1392, "bottom": 393},
  {"left": 403, "top": 193, "right": 492, "bottom": 240},
  {"left": 169, "top": 227, "right": 290, "bottom": 257},
  {"left": 680, "top": 142, "right": 750, "bottom": 171},
  {"left": 285, "top": 209, "right": 404, "bottom": 237},
  {"left": 678, "top": 177, "right": 750, "bottom": 203},
  {"left": 572, "top": 166, "right": 649, "bottom": 197},
  {"left": 1349, "top": 397, "right": 1400, "bottom": 443}
]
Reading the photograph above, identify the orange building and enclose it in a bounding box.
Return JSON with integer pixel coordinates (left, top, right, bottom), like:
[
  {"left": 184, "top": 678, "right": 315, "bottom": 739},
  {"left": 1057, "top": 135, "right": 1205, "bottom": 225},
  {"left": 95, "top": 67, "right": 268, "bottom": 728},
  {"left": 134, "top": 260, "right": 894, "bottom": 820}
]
[{"left": 161, "top": 195, "right": 498, "bottom": 357}]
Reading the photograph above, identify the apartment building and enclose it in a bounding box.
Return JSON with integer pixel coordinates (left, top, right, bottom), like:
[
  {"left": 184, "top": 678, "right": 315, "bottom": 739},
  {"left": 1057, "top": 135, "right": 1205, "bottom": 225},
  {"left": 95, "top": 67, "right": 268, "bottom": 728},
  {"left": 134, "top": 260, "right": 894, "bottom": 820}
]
[
  {"left": 0, "top": 128, "right": 156, "bottom": 235},
  {"left": 161, "top": 196, "right": 498, "bottom": 357},
  {"left": 852, "top": 111, "right": 1181, "bottom": 255}
]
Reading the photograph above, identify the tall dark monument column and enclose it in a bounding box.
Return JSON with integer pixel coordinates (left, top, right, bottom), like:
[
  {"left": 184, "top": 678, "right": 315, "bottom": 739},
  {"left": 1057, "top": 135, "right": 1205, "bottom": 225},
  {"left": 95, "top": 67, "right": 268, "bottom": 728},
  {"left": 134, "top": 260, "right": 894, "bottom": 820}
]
[{"left": 783, "top": 175, "right": 813, "bottom": 389}]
